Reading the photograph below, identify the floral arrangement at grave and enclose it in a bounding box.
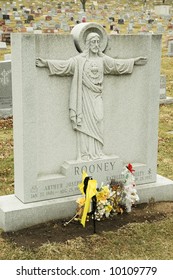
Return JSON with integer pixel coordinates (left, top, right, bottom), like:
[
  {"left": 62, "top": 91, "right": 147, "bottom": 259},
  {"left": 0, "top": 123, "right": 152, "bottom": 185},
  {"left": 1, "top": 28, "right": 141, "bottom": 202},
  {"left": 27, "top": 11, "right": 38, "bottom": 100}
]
[{"left": 64, "top": 164, "right": 139, "bottom": 228}]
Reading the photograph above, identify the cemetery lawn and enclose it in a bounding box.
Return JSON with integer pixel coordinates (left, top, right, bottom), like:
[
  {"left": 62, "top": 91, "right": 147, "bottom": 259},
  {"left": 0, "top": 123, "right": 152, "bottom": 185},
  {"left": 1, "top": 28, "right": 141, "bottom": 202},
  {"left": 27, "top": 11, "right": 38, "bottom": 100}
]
[
  {"left": 0, "top": 105, "right": 173, "bottom": 260},
  {"left": 0, "top": 201, "right": 173, "bottom": 260},
  {"left": 0, "top": 118, "right": 14, "bottom": 196}
]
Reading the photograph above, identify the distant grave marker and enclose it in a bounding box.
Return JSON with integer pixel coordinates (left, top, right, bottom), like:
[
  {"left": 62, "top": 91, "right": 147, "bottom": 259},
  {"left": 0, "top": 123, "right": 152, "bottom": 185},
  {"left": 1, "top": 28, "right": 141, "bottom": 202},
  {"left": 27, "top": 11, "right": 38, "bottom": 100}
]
[
  {"left": 0, "top": 41, "right": 7, "bottom": 49},
  {"left": 34, "top": 30, "right": 42, "bottom": 34},
  {"left": 0, "top": 61, "right": 12, "bottom": 118},
  {"left": 154, "top": 4, "right": 171, "bottom": 16},
  {"left": 160, "top": 74, "right": 166, "bottom": 99},
  {"left": 157, "top": 22, "right": 165, "bottom": 33},
  {"left": 118, "top": 19, "right": 124, "bottom": 25},
  {"left": 26, "top": 27, "right": 34, "bottom": 32},
  {"left": 3, "top": 14, "right": 10, "bottom": 20},
  {"left": 168, "top": 40, "right": 173, "bottom": 56}
]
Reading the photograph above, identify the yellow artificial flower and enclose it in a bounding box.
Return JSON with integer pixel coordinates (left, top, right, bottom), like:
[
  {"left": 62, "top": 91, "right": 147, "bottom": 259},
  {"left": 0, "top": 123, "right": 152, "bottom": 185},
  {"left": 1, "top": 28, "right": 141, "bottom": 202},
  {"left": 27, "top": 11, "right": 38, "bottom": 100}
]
[
  {"left": 96, "top": 191, "right": 106, "bottom": 202},
  {"left": 76, "top": 197, "right": 85, "bottom": 206},
  {"left": 96, "top": 186, "right": 110, "bottom": 202},
  {"left": 105, "top": 204, "right": 113, "bottom": 213},
  {"left": 102, "top": 186, "right": 110, "bottom": 196}
]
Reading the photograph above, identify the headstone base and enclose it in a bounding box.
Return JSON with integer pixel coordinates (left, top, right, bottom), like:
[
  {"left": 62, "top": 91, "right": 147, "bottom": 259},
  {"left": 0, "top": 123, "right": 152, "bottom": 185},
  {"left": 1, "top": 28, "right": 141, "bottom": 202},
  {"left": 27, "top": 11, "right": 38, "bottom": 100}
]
[
  {"left": 0, "top": 194, "right": 80, "bottom": 232},
  {"left": 160, "top": 96, "right": 173, "bottom": 105},
  {"left": 0, "top": 175, "right": 173, "bottom": 232},
  {"left": 0, "top": 108, "right": 12, "bottom": 118}
]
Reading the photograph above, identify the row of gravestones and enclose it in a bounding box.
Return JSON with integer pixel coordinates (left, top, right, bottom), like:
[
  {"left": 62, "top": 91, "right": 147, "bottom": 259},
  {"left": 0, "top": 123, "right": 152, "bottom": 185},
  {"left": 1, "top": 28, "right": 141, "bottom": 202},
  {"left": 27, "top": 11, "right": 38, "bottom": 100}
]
[
  {"left": 0, "top": 1, "right": 173, "bottom": 34},
  {"left": 0, "top": 8, "right": 87, "bottom": 33},
  {"left": 0, "top": 58, "right": 171, "bottom": 119},
  {"left": 1, "top": 17, "right": 173, "bottom": 38}
]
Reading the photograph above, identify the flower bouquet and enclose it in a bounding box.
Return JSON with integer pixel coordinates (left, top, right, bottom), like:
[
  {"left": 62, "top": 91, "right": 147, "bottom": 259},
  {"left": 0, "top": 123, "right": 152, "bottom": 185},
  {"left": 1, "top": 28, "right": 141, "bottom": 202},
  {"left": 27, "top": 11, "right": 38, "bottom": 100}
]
[{"left": 64, "top": 164, "right": 139, "bottom": 229}]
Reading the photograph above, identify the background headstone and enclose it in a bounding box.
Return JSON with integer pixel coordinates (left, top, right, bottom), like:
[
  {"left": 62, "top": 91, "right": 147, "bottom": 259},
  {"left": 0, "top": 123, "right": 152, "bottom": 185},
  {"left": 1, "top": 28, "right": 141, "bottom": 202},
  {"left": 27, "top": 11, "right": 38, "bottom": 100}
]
[
  {"left": 118, "top": 19, "right": 124, "bottom": 24},
  {"left": 154, "top": 4, "right": 171, "bottom": 16},
  {"left": 0, "top": 61, "right": 12, "bottom": 118},
  {"left": 0, "top": 41, "right": 7, "bottom": 49},
  {"left": 157, "top": 22, "right": 165, "bottom": 33},
  {"left": 4, "top": 53, "right": 11, "bottom": 60},
  {"left": 168, "top": 40, "right": 173, "bottom": 56},
  {"left": 160, "top": 74, "right": 166, "bottom": 99}
]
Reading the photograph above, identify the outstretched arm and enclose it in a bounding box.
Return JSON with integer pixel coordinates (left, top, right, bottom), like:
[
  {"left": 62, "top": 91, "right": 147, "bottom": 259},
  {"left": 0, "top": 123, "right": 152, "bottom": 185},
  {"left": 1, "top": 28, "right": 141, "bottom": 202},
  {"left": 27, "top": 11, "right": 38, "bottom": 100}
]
[
  {"left": 103, "top": 55, "right": 147, "bottom": 75},
  {"left": 134, "top": 57, "right": 147, "bottom": 66},
  {"left": 36, "top": 58, "right": 48, "bottom": 68},
  {"left": 36, "top": 57, "right": 75, "bottom": 76}
]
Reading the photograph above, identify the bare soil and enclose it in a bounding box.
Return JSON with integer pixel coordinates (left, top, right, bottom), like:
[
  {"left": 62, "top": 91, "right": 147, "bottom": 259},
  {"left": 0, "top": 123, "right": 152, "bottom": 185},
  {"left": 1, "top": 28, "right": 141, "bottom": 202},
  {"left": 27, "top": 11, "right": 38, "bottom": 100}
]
[{"left": 2, "top": 201, "right": 173, "bottom": 249}]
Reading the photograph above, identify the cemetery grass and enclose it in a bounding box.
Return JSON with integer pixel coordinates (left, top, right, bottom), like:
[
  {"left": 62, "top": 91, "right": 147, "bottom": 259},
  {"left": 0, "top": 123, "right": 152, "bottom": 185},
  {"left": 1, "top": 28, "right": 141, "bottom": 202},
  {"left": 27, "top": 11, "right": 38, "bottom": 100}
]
[{"left": 0, "top": 104, "right": 173, "bottom": 260}]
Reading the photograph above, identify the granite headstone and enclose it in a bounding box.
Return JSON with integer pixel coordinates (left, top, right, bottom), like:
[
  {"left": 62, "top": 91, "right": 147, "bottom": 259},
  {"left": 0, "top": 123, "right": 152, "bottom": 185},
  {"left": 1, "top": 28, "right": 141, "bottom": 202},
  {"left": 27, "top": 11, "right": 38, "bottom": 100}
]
[{"left": 0, "top": 23, "right": 173, "bottom": 232}]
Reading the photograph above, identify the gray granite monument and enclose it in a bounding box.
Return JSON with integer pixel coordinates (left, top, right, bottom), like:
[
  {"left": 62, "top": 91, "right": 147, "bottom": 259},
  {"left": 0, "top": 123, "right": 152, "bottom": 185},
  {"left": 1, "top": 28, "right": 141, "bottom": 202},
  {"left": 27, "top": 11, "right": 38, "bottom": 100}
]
[{"left": 159, "top": 74, "right": 173, "bottom": 104}]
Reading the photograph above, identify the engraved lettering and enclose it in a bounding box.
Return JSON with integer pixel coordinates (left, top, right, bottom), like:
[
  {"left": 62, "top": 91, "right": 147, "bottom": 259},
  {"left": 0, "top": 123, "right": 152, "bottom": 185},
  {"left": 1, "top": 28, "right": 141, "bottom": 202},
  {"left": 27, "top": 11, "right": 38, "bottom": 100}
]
[
  {"left": 31, "top": 194, "right": 38, "bottom": 198},
  {"left": 75, "top": 166, "right": 80, "bottom": 175},
  {"left": 104, "top": 162, "right": 109, "bottom": 171},
  {"left": 89, "top": 164, "right": 95, "bottom": 173},
  {"left": 44, "top": 184, "right": 62, "bottom": 191},
  {"left": 97, "top": 163, "right": 102, "bottom": 172},
  {"left": 81, "top": 165, "right": 87, "bottom": 173},
  {"left": 110, "top": 161, "right": 116, "bottom": 170}
]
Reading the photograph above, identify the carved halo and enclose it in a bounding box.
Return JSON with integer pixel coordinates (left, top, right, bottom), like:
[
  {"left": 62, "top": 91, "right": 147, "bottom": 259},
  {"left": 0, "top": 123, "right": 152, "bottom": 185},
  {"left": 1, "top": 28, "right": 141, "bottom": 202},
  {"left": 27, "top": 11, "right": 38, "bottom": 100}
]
[{"left": 71, "top": 22, "right": 108, "bottom": 53}]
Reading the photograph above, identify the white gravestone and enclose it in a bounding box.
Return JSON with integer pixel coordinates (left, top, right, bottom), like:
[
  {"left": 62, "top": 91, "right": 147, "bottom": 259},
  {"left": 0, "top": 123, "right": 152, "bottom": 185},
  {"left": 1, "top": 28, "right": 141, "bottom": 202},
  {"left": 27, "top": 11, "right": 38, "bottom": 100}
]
[
  {"left": 154, "top": 5, "right": 171, "bottom": 16},
  {"left": 26, "top": 26, "right": 34, "bottom": 32},
  {"left": 17, "top": 23, "right": 155, "bottom": 204},
  {"left": 159, "top": 74, "right": 173, "bottom": 104},
  {"left": 160, "top": 74, "right": 166, "bottom": 99},
  {"left": 4, "top": 53, "right": 11, "bottom": 61},
  {"left": 157, "top": 22, "right": 164, "bottom": 33},
  {"left": 0, "top": 23, "right": 173, "bottom": 232},
  {"left": 168, "top": 40, "right": 173, "bottom": 56},
  {"left": 0, "top": 42, "right": 7, "bottom": 49}
]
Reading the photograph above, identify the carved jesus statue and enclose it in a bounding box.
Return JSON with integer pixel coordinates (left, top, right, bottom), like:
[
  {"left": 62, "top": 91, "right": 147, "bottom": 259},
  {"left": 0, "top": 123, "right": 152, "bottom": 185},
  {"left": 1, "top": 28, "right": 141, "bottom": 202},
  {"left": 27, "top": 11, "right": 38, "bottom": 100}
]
[{"left": 36, "top": 31, "right": 147, "bottom": 161}]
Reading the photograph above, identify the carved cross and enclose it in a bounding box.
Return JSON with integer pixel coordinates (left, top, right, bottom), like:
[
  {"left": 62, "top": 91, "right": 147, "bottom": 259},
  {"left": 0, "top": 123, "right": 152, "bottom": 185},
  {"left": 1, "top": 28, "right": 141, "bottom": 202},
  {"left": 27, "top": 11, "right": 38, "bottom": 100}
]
[{"left": 0, "top": 69, "right": 11, "bottom": 86}]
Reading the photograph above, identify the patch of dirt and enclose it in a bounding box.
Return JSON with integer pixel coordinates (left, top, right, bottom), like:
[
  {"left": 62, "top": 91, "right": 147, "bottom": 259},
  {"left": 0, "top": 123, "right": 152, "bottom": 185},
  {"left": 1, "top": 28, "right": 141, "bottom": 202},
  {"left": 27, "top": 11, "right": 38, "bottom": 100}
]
[{"left": 2, "top": 202, "right": 173, "bottom": 249}]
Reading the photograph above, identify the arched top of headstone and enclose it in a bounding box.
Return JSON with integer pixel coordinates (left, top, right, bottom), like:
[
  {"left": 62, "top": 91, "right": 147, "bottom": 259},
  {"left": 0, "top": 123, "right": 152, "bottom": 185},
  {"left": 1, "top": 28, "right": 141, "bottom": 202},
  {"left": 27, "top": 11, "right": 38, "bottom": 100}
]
[{"left": 71, "top": 22, "right": 108, "bottom": 53}]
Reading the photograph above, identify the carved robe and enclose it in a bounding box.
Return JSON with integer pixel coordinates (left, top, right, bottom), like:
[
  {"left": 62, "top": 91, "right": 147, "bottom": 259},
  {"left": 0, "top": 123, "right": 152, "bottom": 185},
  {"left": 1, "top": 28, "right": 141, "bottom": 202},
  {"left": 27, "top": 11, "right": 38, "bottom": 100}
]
[{"left": 47, "top": 54, "right": 135, "bottom": 160}]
